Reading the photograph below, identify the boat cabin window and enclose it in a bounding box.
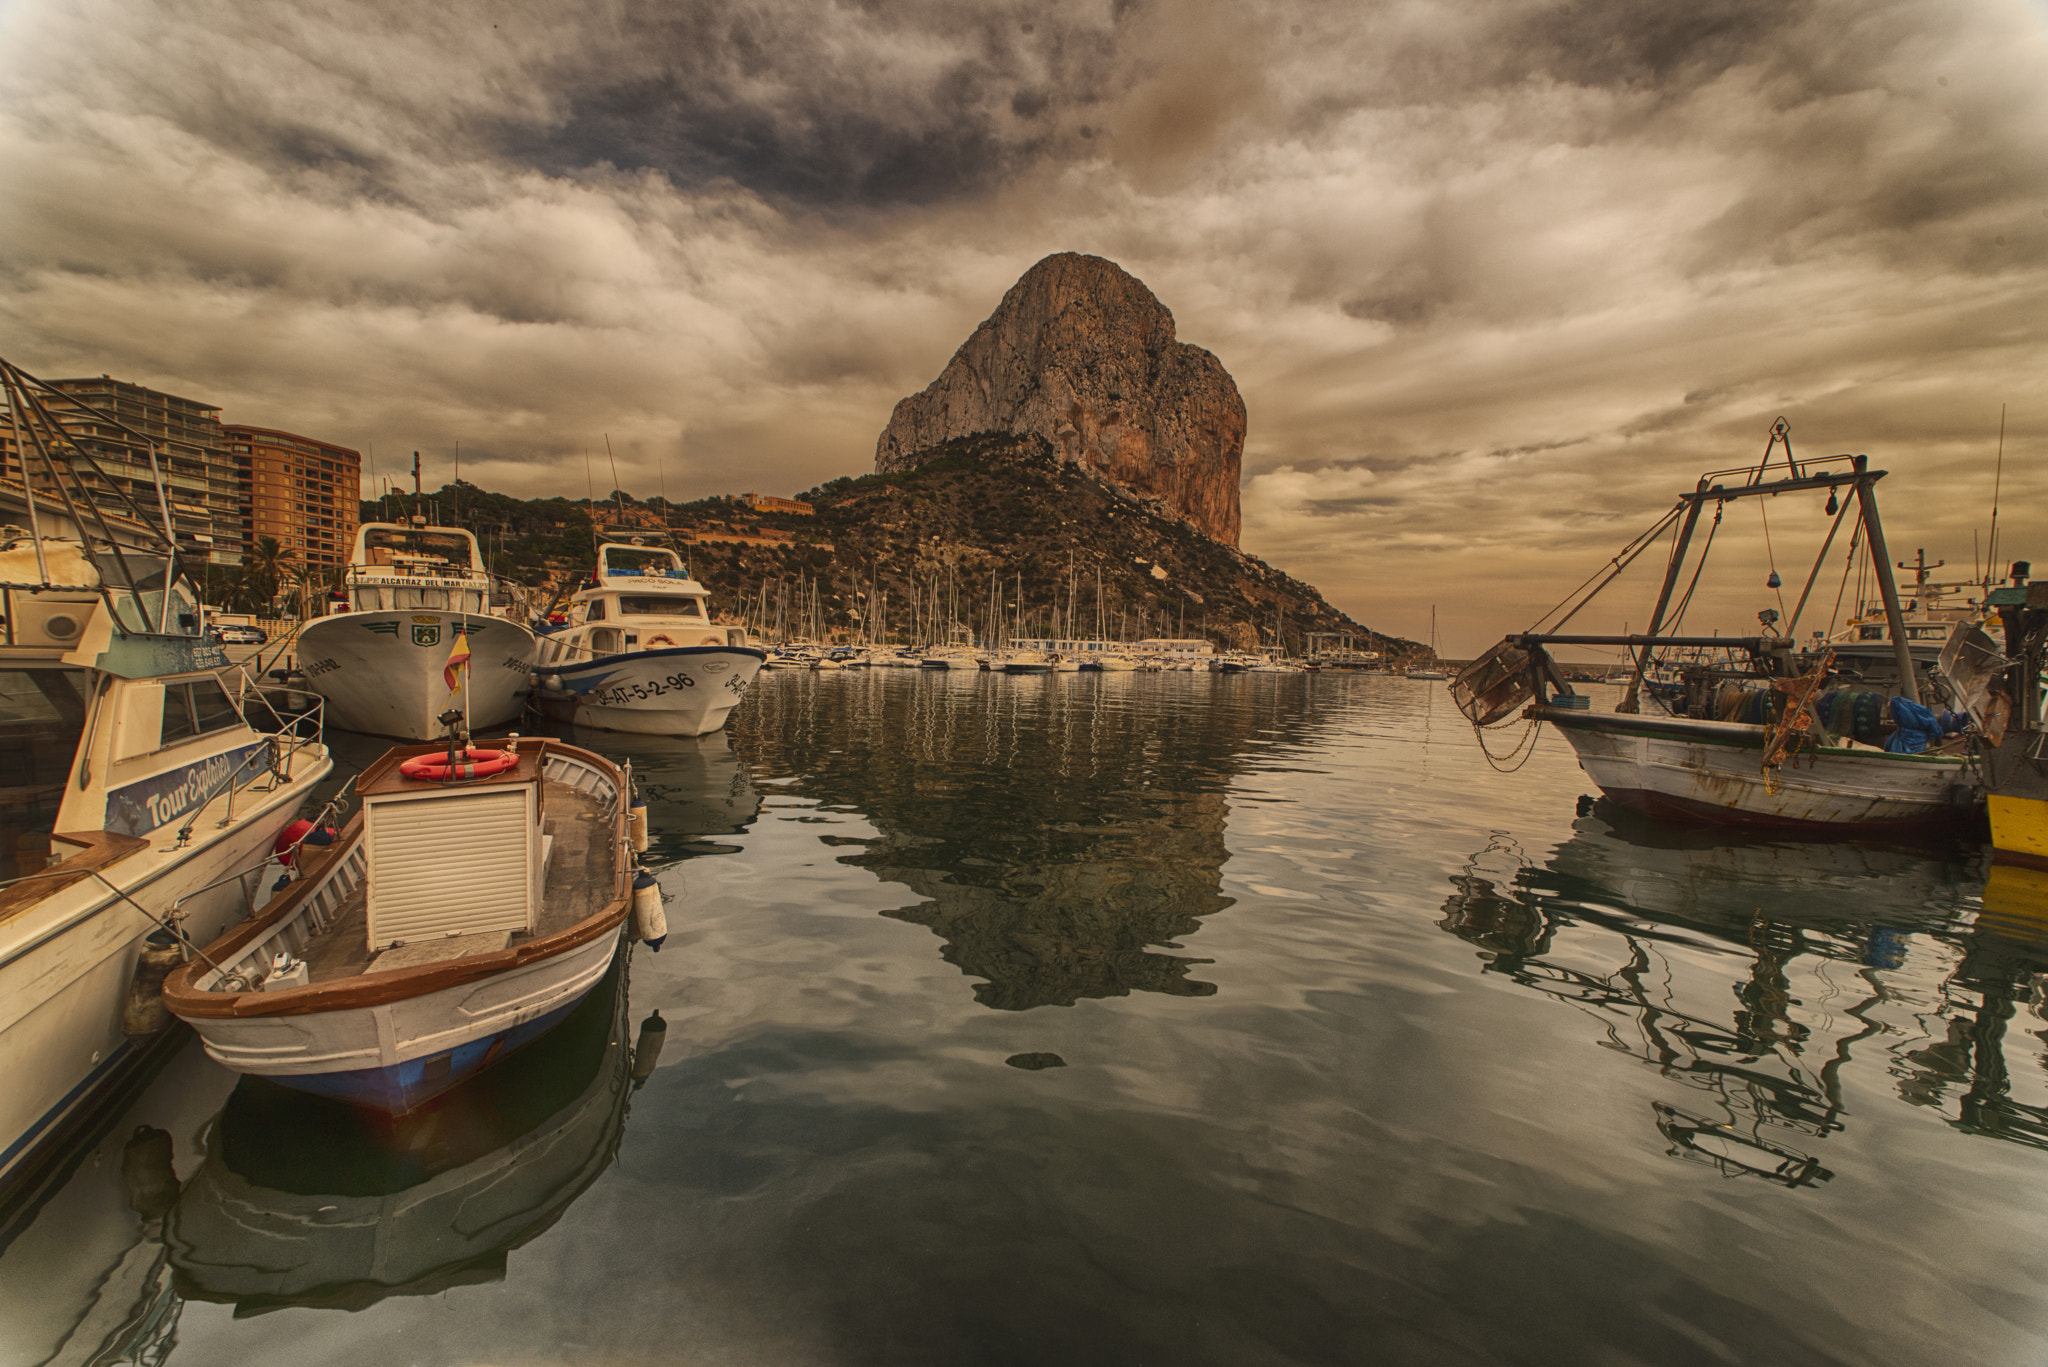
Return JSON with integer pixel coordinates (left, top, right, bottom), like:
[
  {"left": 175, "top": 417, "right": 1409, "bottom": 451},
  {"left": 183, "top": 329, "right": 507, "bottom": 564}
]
[
  {"left": 1857, "top": 625, "right": 1884, "bottom": 641},
  {"left": 591, "top": 628, "right": 623, "bottom": 655},
  {"left": 585, "top": 600, "right": 607, "bottom": 622},
  {"left": 363, "top": 527, "right": 479, "bottom": 572},
  {"left": 0, "top": 668, "right": 89, "bottom": 881},
  {"left": 159, "top": 679, "right": 245, "bottom": 747},
  {"left": 618, "top": 595, "right": 703, "bottom": 619}
]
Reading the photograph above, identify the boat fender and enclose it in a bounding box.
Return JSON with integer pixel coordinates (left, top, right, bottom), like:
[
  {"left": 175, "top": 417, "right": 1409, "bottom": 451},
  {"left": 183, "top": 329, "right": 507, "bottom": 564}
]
[
  {"left": 399, "top": 748, "right": 519, "bottom": 782},
  {"left": 121, "top": 930, "right": 182, "bottom": 1036},
  {"left": 274, "top": 819, "right": 313, "bottom": 865},
  {"left": 628, "top": 789, "right": 649, "bottom": 853},
  {"left": 632, "top": 1008, "right": 667, "bottom": 1087},
  {"left": 121, "top": 1125, "right": 179, "bottom": 1220},
  {"left": 632, "top": 871, "right": 667, "bottom": 949}
]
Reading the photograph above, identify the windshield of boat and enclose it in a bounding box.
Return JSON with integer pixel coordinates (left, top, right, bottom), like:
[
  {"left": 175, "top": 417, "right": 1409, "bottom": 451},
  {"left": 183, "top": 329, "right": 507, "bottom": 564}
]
[
  {"left": 601, "top": 546, "right": 684, "bottom": 577},
  {"left": 0, "top": 668, "right": 89, "bottom": 882},
  {"left": 618, "top": 595, "right": 704, "bottom": 618},
  {"left": 362, "top": 528, "right": 479, "bottom": 573}
]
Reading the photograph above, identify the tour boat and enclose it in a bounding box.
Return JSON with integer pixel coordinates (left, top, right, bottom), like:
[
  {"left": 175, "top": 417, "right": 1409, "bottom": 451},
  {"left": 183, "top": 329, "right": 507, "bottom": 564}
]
[
  {"left": 162, "top": 736, "right": 649, "bottom": 1113},
  {"left": 0, "top": 358, "right": 333, "bottom": 1203},
  {"left": 530, "top": 538, "right": 765, "bottom": 736},
  {"left": 297, "top": 521, "right": 536, "bottom": 740}
]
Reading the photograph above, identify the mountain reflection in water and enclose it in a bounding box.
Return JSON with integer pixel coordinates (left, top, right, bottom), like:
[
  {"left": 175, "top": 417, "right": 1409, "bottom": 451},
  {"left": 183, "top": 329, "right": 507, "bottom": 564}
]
[
  {"left": 1441, "top": 805, "right": 2048, "bottom": 1181},
  {"left": 732, "top": 670, "right": 1325, "bottom": 1009}
]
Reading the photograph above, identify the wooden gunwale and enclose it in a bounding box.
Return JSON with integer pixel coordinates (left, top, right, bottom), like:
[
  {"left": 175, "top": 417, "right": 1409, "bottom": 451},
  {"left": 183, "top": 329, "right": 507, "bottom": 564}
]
[
  {"left": 161, "top": 739, "right": 630, "bottom": 1021},
  {"left": 0, "top": 831, "right": 149, "bottom": 925}
]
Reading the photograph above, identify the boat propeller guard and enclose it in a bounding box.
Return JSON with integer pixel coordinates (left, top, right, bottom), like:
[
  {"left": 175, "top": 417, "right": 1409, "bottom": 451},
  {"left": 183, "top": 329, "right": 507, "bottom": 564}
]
[{"left": 399, "top": 748, "right": 519, "bottom": 782}]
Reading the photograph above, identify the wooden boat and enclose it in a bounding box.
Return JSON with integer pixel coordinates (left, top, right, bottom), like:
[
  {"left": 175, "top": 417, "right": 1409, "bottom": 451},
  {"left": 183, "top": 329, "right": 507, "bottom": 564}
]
[
  {"left": 163, "top": 737, "right": 641, "bottom": 1113},
  {"left": 164, "top": 955, "right": 635, "bottom": 1311},
  {"left": 1525, "top": 706, "right": 1973, "bottom": 832},
  {"left": 1453, "top": 428, "right": 2009, "bottom": 833}
]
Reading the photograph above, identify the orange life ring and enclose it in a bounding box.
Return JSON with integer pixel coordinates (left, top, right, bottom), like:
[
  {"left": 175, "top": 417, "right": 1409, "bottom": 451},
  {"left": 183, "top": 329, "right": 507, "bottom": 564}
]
[
  {"left": 399, "top": 748, "right": 519, "bottom": 782},
  {"left": 646, "top": 634, "right": 676, "bottom": 648}
]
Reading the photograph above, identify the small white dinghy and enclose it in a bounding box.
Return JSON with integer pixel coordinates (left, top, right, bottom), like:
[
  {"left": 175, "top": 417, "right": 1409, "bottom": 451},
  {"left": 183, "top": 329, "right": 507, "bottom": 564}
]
[{"left": 165, "top": 736, "right": 661, "bottom": 1113}]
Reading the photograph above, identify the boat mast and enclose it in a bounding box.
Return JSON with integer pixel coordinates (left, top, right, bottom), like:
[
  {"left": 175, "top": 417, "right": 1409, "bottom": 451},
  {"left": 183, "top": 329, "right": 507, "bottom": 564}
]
[{"left": 1852, "top": 455, "right": 1921, "bottom": 705}]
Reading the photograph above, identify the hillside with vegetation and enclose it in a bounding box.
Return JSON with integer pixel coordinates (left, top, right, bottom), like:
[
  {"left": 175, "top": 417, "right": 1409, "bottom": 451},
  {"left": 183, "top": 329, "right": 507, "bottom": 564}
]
[{"left": 358, "top": 437, "right": 1397, "bottom": 657}]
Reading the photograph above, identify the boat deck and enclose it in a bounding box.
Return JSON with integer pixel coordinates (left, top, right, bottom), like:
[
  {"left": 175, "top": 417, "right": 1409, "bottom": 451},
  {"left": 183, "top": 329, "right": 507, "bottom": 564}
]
[{"left": 300, "top": 779, "right": 615, "bottom": 984}]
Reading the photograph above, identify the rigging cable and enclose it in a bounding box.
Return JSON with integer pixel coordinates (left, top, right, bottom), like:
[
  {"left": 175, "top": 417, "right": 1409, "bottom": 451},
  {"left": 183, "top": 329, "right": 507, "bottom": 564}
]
[
  {"left": 1534, "top": 504, "right": 1686, "bottom": 635},
  {"left": 1823, "top": 518, "right": 1866, "bottom": 642},
  {"left": 1758, "top": 495, "right": 1788, "bottom": 620}
]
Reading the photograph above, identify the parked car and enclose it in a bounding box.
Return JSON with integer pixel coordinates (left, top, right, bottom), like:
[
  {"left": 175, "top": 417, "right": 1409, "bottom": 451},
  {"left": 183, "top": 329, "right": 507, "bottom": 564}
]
[{"left": 214, "top": 623, "right": 268, "bottom": 645}]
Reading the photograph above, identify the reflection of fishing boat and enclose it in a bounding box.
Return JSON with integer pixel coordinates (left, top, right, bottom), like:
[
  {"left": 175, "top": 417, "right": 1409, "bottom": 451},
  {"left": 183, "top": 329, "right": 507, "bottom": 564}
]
[
  {"left": 1455, "top": 429, "right": 1993, "bottom": 831},
  {"left": 163, "top": 737, "right": 638, "bottom": 1113},
  {"left": 0, "top": 360, "right": 333, "bottom": 1203},
  {"left": 164, "top": 955, "right": 634, "bottom": 1313},
  {"left": 1438, "top": 816, "right": 1980, "bottom": 1185},
  {"left": 297, "top": 522, "right": 536, "bottom": 740}
]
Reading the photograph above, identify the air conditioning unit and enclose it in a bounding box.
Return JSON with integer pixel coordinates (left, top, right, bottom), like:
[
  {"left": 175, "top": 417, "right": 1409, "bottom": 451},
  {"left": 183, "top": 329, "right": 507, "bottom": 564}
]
[{"left": 11, "top": 598, "right": 94, "bottom": 647}]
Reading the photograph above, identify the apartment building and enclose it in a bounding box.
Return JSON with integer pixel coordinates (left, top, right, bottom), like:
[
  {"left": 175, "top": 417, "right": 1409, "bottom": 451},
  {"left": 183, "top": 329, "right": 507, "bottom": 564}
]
[
  {"left": 1, "top": 376, "right": 243, "bottom": 564},
  {"left": 224, "top": 426, "right": 362, "bottom": 573}
]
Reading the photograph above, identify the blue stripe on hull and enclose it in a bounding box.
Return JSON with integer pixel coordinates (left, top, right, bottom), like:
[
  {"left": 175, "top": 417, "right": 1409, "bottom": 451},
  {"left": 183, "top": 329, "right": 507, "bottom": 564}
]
[{"left": 265, "top": 999, "right": 583, "bottom": 1114}]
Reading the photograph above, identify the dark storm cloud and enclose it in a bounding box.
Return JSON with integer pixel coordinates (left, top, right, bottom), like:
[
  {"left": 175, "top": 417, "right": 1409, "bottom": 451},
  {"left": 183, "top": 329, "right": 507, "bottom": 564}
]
[
  {"left": 494, "top": 1, "right": 1129, "bottom": 209},
  {"left": 1, "top": 0, "right": 2043, "bottom": 653}
]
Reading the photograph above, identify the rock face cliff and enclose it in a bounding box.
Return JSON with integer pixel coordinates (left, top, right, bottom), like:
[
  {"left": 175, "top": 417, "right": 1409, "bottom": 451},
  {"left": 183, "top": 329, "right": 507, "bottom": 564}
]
[{"left": 875, "top": 253, "right": 1245, "bottom": 546}]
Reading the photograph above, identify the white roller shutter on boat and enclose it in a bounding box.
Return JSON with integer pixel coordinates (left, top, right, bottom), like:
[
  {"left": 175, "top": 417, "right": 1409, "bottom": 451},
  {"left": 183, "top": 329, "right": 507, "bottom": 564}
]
[{"left": 365, "top": 785, "right": 534, "bottom": 949}]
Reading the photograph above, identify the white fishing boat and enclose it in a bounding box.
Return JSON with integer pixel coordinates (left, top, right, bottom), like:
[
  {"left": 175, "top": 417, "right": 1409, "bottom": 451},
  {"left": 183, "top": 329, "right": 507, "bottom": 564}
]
[
  {"left": 1454, "top": 428, "right": 2000, "bottom": 833},
  {"left": 297, "top": 521, "right": 535, "bottom": 740},
  {"left": 1523, "top": 706, "right": 1973, "bottom": 831},
  {"left": 163, "top": 736, "right": 649, "bottom": 1113},
  {"left": 531, "top": 538, "right": 764, "bottom": 736},
  {"left": 0, "top": 359, "right": 333, "bottom": 1204}
]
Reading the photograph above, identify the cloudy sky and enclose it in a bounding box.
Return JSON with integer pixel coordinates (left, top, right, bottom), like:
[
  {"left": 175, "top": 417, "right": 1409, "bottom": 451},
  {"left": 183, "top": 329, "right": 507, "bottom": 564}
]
[{"left": 2, "top": 0, "right": 2044, "bottom": 653}]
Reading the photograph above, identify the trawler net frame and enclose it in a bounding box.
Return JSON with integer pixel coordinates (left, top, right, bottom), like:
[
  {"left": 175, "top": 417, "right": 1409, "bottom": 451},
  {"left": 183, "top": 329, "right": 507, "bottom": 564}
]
[{"left": 1452, "top": 450, "right": 1924, "bottom": 729}]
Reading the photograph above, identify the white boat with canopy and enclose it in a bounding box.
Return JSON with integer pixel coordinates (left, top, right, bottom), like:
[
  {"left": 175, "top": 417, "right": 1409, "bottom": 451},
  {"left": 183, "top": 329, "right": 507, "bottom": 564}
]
[
  {"left": 531, "top": 537, "right": 764, "bottom": 736},
  {"left": 296, "top": 521, "right": 535, "bottom": 740}
]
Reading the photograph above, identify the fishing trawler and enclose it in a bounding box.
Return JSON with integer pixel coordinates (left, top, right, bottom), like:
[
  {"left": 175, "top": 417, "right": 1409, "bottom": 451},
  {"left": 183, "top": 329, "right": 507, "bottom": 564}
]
[
  {"left": 296, "top": 521, "right": 535, "bottom": 740},
  {"left": 163, "top": 735, "right": 647, "bottom": 1113},
  {"left": 0, "top": 359, "right": 333, "bottom": 1204},
  {"left": 531, "top": 538, "right": 764, "bottom": 735},
  {"left": 1452, "top": 425, "right": 1998, "bottom": 832}
]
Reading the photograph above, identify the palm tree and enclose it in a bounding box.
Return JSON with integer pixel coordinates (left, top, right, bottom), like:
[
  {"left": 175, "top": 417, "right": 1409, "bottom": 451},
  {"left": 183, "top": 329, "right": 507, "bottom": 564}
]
[{"left": 243, "top": 536, "right": 297, "bottom": 615}]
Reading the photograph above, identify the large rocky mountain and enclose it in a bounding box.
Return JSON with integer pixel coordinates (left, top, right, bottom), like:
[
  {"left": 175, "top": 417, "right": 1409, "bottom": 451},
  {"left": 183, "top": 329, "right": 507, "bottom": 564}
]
[{"left": 875, "top": 253, "right": 1246, "bottom": 546}]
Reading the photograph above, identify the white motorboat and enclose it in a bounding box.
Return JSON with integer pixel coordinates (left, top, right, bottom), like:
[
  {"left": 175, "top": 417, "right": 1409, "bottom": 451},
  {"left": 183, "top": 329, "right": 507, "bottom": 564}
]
[
  {"left": 297, "top": 521, "right": 535, "bottom": 740},
  {"left": 530, "top": 538, "right": 764, "bottom": 736},
  {"left": 0, "top": 359, "right": 333, "bottom": 1203},
  {"left": 164, "top": 736, "right": 643, "bottom": 1113}
]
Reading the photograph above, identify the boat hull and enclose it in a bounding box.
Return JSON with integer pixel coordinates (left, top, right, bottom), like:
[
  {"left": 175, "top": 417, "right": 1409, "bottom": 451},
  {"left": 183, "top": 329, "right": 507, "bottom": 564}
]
[
  {"left": 535, "top": 645, "right": 765, "bottom": 736},
  {"left": 0, "top": 768, "right": 329, "bottom": 1201},
  {"left": 1535, "top": 707, "right": 1975, "bottom": 832},
  {"left": 299, "top": 610, "right": 534, "bottom": 740},
  {"left": 185, "top": 928, "right": 625, "bottom": 1114}
]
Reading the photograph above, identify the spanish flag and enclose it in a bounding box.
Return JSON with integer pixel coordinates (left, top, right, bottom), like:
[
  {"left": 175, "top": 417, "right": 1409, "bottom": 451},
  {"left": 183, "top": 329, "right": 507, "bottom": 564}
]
[{"left": 445, "top": 629, "right": 472, "bottom": 695}]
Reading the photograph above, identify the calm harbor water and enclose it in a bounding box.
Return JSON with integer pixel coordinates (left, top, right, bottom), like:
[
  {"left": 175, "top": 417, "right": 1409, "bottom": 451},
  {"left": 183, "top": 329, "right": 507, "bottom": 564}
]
[{"left": 5, "top": 670, "right": 2046, "bottom": 1366}]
